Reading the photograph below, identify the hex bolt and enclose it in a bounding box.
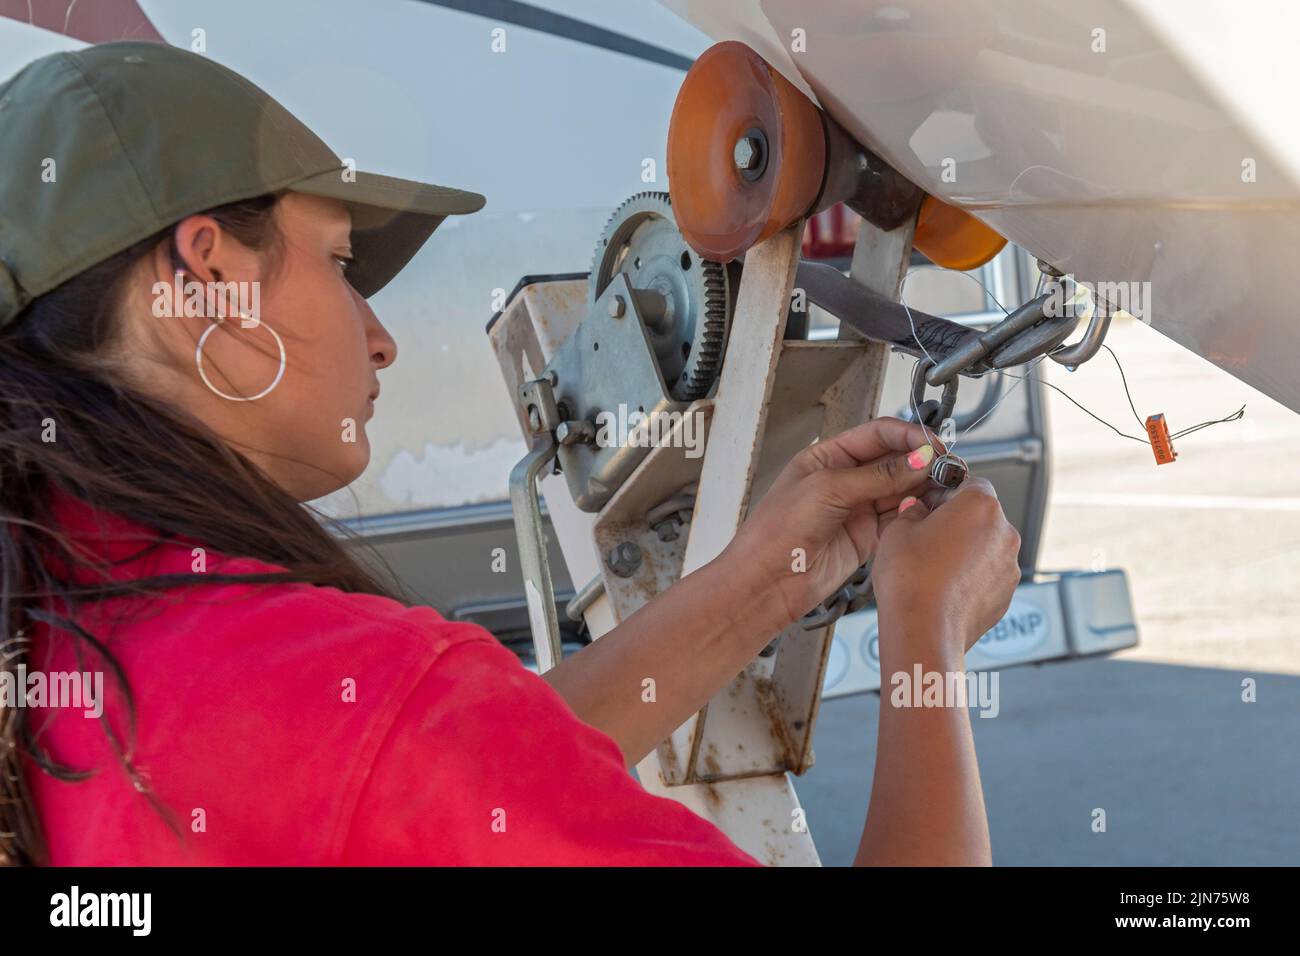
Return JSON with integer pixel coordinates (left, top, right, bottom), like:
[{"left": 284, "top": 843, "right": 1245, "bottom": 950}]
[
  {"left": 733, "top": 136, "right": 760, "bottom": 171},
  {"left": 653, "top": 518, "right": 680, "bottom": 542},
  {"left": 734, "top": 128, "right": 768, "bottom": 181},
  {"left": 608, "top": 294, "right": 626, "bottom": 319},
  {"left": 606, "top": 541, "right": 643, "bottom": 577},
  {"left": 556, "top": 420, "right": 596, "bottom": 446}
]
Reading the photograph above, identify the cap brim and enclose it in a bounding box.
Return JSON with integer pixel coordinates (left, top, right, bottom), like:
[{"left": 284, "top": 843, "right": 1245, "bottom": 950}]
[{"left": 287, "top": 168, "right": 485, "bottom": 298}]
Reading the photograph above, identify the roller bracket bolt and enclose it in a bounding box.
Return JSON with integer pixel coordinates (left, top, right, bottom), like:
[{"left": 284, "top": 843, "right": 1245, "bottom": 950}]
[
  {"left": 606, "top": 541, "right": 643, "bottom": 577},
  {"left": 733, "top": 127, "right": 768, "bottom": 181}
]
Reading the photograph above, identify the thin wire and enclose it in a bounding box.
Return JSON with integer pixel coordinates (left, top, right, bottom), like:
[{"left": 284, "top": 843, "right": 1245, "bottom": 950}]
[
  {"left": 902, "top": 268, "right": 1244, "bottom": 457},
  {"left": 1102, "top": 343, "right": 1146, "bottom": 431},
  {"left": 950, "top": 350, "right": 1053, "bottom": 447},
  {"left": 900, "top": 264, "right": 1013, "bottom": 368},
  {"left": 1170, "top": 405, "right": 1246, "bottom": 439},
  {"left": 931, "top": 270, "right": 1047, "bottom": 455},
  {"left": 994, "top": 353, "right": 1245, "bottom": 447},
  {"left": 902, "top": 263, "right": 1018, "bottom": 453},
  {"left": 1091, "top": 340, "right": 1245, "bottom": 440},
  {"left": 995, "top": 366, "right": 1151, "bottom": 444},
  {"left": 907, "top": 359, "right": 938, "bottom": 450}
]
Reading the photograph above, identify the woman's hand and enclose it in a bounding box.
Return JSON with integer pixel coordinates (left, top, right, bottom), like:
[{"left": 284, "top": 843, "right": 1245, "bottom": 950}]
[
  {"left": 722, "top": 417, "right": 945, "bottom": 630},
  {"left": 872, "top": 477, "right": 1022, "bottom": 663},
  {"left": 854, "top": 476, "right": 1018, "bottom": 867}
]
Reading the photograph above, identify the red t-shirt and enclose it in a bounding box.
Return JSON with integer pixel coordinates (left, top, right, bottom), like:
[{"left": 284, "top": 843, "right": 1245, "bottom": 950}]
[{"left": 21, "top": 487, "right": 762, "bottom": 866}]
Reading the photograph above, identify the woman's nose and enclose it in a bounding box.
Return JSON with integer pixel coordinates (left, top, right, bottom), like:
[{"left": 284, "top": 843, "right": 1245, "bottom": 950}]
[
  {"left": 370, "top": 323, "right": 397, "bottom": 370},
  {"left": 354, "top": 288, "right": 397, "bottom": 369}
]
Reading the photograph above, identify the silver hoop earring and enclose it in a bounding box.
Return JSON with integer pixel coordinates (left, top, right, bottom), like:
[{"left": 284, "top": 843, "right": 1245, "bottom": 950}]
[{"left": 195, "top": 314, "right": 286, "bottom": 402}]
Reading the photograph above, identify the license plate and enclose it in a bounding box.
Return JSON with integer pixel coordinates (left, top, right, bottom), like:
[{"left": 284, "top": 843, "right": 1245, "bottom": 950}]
[{"left": 823, "top": 570, "right": 1138, "bottom": 699}]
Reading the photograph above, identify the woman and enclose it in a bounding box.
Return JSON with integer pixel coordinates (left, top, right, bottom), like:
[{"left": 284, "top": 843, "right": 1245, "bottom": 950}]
[{"left": 0, "top": 41, "right": 1021, "bottom": 866}]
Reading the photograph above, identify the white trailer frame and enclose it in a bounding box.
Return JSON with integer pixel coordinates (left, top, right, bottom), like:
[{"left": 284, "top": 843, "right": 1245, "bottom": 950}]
[{"left": 489, "top": 211, "right": 917, "bottom": 865}]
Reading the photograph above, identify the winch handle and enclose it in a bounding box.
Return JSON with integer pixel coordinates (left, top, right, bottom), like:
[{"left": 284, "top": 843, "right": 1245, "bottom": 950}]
[{"left": 509, "top": 378, "right": 566, "bottom": 673}]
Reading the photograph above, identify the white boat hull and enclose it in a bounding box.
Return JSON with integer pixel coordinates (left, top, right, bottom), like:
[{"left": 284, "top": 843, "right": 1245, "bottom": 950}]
[{"left": 663, "top": 0, "right": 1300, "bottom": 415}]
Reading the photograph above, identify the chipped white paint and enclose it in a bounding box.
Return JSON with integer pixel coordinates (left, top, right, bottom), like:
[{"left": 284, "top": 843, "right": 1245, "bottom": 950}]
[{"left": 376, "top": 436, "right": 525, "bottom": 508}]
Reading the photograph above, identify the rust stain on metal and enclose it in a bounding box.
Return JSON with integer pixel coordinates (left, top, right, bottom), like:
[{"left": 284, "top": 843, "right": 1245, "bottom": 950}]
[
  {"left": 657, "top": 735, "right": 679, "bottom": 778},
  {"left": 754, "top": 673, "right": 797, "bottom": 768},
  {"left": 701, "top": 784, "right": 724, "bottom": 811},
  {"left": 530, "top": 282, "right": 586, "bottom": 335},
  {"left": 702, "top": 743, "right": 722, "bottom": 777}
]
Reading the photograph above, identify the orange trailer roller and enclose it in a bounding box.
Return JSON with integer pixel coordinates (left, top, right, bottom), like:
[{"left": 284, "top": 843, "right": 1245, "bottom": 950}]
[
  {"left": 667, "top": 40, "right": 1006, "bottom": 271},
  {"left": 665, "top": 40, "right": 826, "bottom": 261}
]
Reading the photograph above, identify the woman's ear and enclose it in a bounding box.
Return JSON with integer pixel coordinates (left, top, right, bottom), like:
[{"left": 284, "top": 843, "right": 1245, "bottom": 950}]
[
  {"left": 168, "top": 213, "right": 266, "bottom": 288},
  {"left": 170, "top": 215, "right": 223, "bottom": 283}
]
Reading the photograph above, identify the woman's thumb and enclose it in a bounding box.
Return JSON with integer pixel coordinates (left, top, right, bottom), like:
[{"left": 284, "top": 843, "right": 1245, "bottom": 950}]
[
  {"left": 895, "top": 495, "right": 930, "bottom": 522},
  {"left": 876, "top": 493, "right": 930, "bottom": 540}
]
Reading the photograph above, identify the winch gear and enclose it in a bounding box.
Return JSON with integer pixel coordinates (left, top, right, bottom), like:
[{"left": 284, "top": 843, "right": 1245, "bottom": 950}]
[{"left": 589, "top": 191, "right": 730, "bottom": 401}]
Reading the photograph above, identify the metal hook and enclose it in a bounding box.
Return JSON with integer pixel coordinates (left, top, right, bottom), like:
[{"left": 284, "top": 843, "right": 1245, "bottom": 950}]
[
  {"left": 912, "top": 356, "right": 958, "bottom": 428},
  {"left": 1048, "top": 297, "right": 1113, "bottom": 368}
]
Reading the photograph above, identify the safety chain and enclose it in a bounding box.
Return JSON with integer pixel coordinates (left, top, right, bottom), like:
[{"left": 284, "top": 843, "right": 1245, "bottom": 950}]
[{"left": 800, "top": 561, "right": 874, "bottom": 631}]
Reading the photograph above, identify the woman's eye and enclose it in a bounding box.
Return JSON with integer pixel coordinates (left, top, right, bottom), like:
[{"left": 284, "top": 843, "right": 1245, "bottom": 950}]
[{"left": 334, "top": 255, "right": 354, "bottom": 274}]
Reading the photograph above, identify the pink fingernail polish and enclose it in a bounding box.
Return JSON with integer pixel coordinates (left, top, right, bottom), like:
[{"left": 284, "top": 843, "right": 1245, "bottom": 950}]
[
  {"left": 906, "top": 445, "right": 935, "bottom": 470},
  {"left": 899, "top": 496, "right": 919, "bottom": 512}
]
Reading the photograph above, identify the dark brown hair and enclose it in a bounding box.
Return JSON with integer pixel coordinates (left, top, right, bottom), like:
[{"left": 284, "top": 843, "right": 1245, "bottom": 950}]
[{"left": 0, "top": 193, "right": 409, "bottom": 865}]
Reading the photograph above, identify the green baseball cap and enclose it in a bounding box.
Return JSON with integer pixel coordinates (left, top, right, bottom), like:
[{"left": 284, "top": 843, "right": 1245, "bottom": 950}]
[{"left": 0, "top": 40, "right": 486, "bottom": 325}]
